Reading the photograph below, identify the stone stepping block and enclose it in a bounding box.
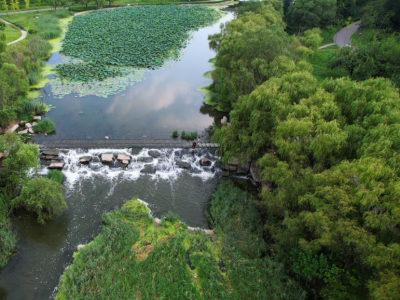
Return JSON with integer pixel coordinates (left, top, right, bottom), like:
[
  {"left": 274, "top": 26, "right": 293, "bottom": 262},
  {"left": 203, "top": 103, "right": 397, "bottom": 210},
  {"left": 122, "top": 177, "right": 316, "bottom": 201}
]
[
  {"left": 48, "top": 162, "right": 65, "bottom": 170},
  {"left": 79, "top": 156, "right": 93, "bottom": 164},
  {"left": 101, "top": 154, "right": 114, "bottom": 164},
  {"left": 117, "top": 154, "right": 131, "bottom": 163}
]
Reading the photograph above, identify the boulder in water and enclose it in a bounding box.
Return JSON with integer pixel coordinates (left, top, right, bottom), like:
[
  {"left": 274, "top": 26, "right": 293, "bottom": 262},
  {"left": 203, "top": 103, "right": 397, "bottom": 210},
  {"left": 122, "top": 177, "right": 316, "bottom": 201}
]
[
  {"left": 176, "top": 160, "right": 191, "bottom": 169},
  {"left": 79, "top": 156, "right": 92, "bottom": 164},
  {"left": 200, "top": 158, "right": 211, "bottom": 166},
  {"left": 138, "top": 156, "right": 153, "bottom": 163},
  {"left": 140, "top": 165, "right": 156, "bottom": 174},
  {"left": 101, "top": 154, "right": 114, "bottom": 164},
  {"left": 42, "top": 149, "right": 60, "bottom": 156},
  {"left": 148, "top": 150, "right": 161, "bottom": 158},
  {"left": 48, "top": 162, "right": 65, "bottom": 170}
]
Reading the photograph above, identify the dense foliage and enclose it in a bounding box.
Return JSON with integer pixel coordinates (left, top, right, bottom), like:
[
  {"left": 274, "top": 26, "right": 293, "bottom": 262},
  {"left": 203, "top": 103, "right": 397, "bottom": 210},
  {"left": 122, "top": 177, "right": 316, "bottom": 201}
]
[
  {"left": 330, "top": 34, "right": 400, "bottom": 87},
  {"left": 211, "top": 1, "right": 400, "bottom": 299},
  {"left": 0, "top": 132, "right": 66, "bottom": 267},
  {"left": 46, "top": 170, "right": 64, "bottom": 184},
  {"left": 0, "top": 11, "right": 65, "bottom": 130},
  {"left": 207, "top": 0, "right": 319, "bottom": 110},
  {"left": 12, "top": 177, "right": 66, "bottom": 225},
  {"left": 56, "top": 195, "right": 306, "bottom": 299},
  {"left": 58, "top": 6, "right": 221, "bottom": 81}
]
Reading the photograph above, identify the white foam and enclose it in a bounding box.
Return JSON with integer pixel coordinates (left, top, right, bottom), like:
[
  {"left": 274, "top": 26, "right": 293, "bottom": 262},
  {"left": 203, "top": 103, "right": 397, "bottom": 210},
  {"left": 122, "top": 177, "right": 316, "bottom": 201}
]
[{"left": 38, "top": 148, "right": 219, "bottom": 191}]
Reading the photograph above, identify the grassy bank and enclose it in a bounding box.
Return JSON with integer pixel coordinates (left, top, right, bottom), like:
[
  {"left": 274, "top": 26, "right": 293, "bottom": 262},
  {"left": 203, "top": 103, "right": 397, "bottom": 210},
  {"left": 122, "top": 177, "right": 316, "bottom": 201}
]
[
  {"left": 312, "top": 45, "right": 347, "bottom": 81},
  {"left": 3, "top": 23, "right": 21, "bottom": 43},
  {"left": 56, "top": 181, "right": 305, "bottom": 299}
]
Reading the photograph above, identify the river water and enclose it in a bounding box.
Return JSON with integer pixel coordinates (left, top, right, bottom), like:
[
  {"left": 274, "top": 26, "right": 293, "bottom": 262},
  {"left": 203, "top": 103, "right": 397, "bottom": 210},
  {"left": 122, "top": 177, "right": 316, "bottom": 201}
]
[
  {"left": 33, "top": 11, "right": 234, "bottom": 140},
  {"left": 0, "top": 10, "right": 237, "bottom": 300}
]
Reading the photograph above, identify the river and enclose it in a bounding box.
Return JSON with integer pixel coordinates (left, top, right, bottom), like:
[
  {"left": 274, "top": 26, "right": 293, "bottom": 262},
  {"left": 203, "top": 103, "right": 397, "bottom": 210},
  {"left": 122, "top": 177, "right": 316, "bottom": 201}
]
[{"left": 0, "top": 10, "right": 236, "bottom": 300}]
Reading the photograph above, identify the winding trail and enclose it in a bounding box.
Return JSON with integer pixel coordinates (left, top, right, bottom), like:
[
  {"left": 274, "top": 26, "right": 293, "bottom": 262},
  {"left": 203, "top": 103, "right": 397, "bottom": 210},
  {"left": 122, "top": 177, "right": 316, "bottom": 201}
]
[{"left": 0, "top": 17, "right": 27, "bottom": 45}]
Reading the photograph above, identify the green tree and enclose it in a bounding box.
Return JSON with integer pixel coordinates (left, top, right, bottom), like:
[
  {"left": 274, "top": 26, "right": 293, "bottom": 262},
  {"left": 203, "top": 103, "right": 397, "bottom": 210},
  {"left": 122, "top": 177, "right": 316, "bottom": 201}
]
[
  {"left": 24, "top": 0, "right": 29, "bottom": 8},
  {"left": 12, "top": 177, "right": 66, "bottom": 225},
  {"left": 0, "top": 63, "right": 29, "bottom": 109},
  {"left": 0, "top": 132, "right": 39, "bottom": 199},
  {"left": 0, "top": 0, "right": 7, "bottom": 13},
  {"left": 286, "top": 0, "right": 336, "bottom": 33},
  {"left": 330, "top": 35, "right": 400, "bottom": 87}
]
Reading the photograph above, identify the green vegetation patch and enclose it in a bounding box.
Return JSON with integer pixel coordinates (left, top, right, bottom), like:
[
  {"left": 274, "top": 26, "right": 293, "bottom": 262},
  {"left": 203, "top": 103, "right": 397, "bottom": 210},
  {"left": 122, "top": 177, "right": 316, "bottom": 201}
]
[
  {"left": 312, "top": 45, "right": 347, "bottom": 81},
  {"left": 57, "top": 6, "right": 221, "bottom": 81},
  {"left": 56, "top": 185, "right": 305, "bottom": 299}
]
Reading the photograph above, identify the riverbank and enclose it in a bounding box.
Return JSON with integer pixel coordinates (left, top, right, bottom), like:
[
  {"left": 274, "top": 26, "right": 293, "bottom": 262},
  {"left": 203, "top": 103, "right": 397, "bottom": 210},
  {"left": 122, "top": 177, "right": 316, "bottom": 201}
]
[{"left": 55, "top": 181, "right": 306, "bottom": 299}]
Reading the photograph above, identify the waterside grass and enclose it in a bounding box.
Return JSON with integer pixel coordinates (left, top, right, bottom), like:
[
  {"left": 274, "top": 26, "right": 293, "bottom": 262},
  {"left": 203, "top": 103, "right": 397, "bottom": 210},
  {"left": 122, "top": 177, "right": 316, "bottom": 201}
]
[{"left": 55, "top": 181, "right": 306, "bottom": 299}]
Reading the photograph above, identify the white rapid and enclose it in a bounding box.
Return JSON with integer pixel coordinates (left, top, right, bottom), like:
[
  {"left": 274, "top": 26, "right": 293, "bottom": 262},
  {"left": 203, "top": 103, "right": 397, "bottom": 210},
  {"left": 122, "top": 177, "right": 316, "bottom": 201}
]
[{"left": 38, "top": 148, "right": 219, "bottom": 192}]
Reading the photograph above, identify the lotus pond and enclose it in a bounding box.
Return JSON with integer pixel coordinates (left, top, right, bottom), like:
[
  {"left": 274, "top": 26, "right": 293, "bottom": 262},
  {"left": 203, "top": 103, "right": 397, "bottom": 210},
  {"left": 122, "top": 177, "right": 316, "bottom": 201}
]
[
  {"left": 32, "top": 7, "right": 234, "bottom": 140},
  {"left": 56, "top": 6, "right": 221, "bottom": 82}
]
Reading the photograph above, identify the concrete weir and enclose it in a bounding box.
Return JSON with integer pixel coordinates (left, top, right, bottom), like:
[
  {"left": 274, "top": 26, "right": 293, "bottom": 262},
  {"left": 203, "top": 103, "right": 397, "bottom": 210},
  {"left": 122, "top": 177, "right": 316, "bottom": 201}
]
[{"left": 33, "top": 139, "right": 220, "bottom": 149}]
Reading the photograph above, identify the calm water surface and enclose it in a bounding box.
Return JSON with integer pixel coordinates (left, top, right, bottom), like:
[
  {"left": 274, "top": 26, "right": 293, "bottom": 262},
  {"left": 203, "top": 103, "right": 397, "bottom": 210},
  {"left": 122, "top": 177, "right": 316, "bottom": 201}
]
[
  {"left": 34, "top": 12, "right": 234, "bottom": 140},
  {"left": 0, "top": 11, "right": 238, "bottom": 300}
]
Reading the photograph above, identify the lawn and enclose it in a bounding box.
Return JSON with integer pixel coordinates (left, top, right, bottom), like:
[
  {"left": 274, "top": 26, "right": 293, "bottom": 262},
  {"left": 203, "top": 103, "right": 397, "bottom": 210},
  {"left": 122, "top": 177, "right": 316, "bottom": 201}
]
[
  {"left": 4, "top": 23, "right": 21, "bottom": 43},
  {"left": 350, "top": 28, "right": 377, "bottom": 45},
  {"left": 320, "top": 27, "right": 336, "bottom": 44},
  {"left": 1, "top": 10, "right": 56, "bottom": 32},
  {"left": 312, "top": 45, "right": 347, "bottom": 81}
]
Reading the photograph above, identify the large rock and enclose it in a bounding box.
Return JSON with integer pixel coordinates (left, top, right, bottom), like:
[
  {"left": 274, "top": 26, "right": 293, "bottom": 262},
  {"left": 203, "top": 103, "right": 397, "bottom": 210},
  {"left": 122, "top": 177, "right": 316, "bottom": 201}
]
[
  {"left": 101, "top": 154, "right": 114, "bottom": 164},
  {"left": 42, "top": 149, "right": 60, "bottom": 156},
  {"left": 250, "top": 161, "right": 261, "bottom": 183},
  {"left": 18, "top": 129, "right": 28, "bottom": 134},
  {"left": 79, "top": 156, "right": 92, "bottom": 164},
  {"left": 25, "top": 123, "right": 32, "bottom": 129},
  {"left": 40, "top": 154, "right": 59, "bottom": 160},
  {"left": 10, "top": 124, "right": 19, "bottom": 132},
  {"left": 140, "top": 165, "right": 156, "bottom": 174},
  {"left": 176, "top": 160, "right": 191, "bottom": 169},
  {"left": 28, "top": 128, "right": 34, "bottom": 134},
  {"left": 228, "top": 158, "right": 239, "bottom": 166},
  {"left": 48, "top": 162, "right": 65, "bottom": 170},
  {"left": 33, "top": 116, "right": 41, "bottom": 120},
  {"left": 148, "top": 150, "right": 161, "bottom": 158},
  {"left": 138, "top": 157, "right": 153, "bottom": 163},
  {"left": 200, "top": 158, "right": 211, "bottom": 166},
  {"left": 117, "top": 154, "right": 131, "bottom": 162},
  {"left": 237, "top": 163, "right": 250, "bottom": 175}
]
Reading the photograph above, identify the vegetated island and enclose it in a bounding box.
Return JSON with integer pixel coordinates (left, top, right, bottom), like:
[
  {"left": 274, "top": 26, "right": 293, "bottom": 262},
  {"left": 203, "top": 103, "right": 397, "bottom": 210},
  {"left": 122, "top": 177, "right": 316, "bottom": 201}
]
[{"left": 55, "top": 181, "right": 306, "bottom": 300}]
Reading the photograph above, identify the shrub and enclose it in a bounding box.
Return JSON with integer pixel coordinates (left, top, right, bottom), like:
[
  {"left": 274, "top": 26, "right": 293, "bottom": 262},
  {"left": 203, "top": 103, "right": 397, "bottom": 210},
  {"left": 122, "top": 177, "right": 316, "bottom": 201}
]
[
  {"left": 181, "top": 131, "right": 197, "bottom": 140},
  {"left": 34, "top": 15, "right": 62, "bottom": 40},
  {"left": 161, "top": 210, "right": 180, "bottom": 227},
  {"left": 46, "top": 170, "right": 64, "bottom": 184},
  {"left": 33, "top": 118, "right": 55, "bottom": 133},
  {"left": 12, "top": 177, "right": 66, "bottom": 225},
  {"left": 54, "top": 10, "right": 72, "bottom": 19},
  {"left": 0, "top": 21, "right": 5, "bottom": 31},
  {"left": 26, "top": 36, "right": 52, "bottom": 59},
  {"left": 15, "top": 100, "right": 49, "bottom": 118},
  {"left": 172, "top": 130, "right": 178, "bottom": 138},
  {"left": 0, "top": 216, "right": 16, "bottom": 268}
]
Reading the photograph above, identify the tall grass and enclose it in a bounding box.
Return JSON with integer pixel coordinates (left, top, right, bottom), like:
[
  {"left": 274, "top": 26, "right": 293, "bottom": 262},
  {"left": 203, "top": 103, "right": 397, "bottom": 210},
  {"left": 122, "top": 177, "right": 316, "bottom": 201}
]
[
  {"left": 0, "top": 197, "right": 16, "bottom": 268},
  {"left": 56, "top": 188, "right": 306, "bottom": 299},
  {"left": 34, "top": 15, "right": 62, "bottom": 40},
  {"left": 46, "top": 170, "right": 64, "bottom": 184}
]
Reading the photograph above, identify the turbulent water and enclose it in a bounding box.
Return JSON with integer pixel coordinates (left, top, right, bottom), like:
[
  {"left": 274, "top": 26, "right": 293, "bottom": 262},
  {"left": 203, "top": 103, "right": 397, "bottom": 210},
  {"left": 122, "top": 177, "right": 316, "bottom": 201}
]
[{"left": 0, "top": 148, "right": 224, "bottom": 300}]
